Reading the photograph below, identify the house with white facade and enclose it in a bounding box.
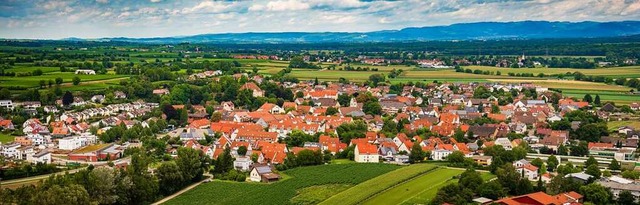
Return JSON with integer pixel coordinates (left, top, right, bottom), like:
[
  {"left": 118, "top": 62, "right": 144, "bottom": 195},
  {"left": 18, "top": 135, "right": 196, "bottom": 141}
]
[{"left": 354, "top": 143, "right": 380, "bottom": 163}]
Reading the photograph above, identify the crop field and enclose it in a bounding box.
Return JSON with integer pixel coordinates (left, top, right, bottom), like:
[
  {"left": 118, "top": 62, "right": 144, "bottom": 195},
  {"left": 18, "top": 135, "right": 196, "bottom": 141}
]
[
  {"left": 164, "top": 163, "right": 400, "bottom": 205},
  {"left": 362, "top": 167, "right": 463, "bottom": 205},
  {"left": 363, "top": 168, "right": 495, "bottom": 205},
  {"left": 560, "top": 89, "right": 640, "bottom": 105},
  {"left": 6, "top": 65, "right": 61, "bottom": 74},
  {"left": 464, "top": 65, "right": 640, "bottom": 78},
  {"left": 319, "top": 163, "right": 438, "bottom": 205},
  {"left": 288, "top": 70, "right": 387, "bottom": 81},
  {"left": 608, "top": 121, "right": 640, "bottom": 131},
  {"left": 0, "top": 71, "right": 130, "bottom": 89}
]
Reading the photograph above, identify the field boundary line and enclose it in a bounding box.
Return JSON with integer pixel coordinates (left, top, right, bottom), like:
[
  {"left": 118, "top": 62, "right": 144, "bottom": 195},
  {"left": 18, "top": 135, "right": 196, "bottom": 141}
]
[{"left": 396, "top": 175, "right": 458, "bottom": 205}]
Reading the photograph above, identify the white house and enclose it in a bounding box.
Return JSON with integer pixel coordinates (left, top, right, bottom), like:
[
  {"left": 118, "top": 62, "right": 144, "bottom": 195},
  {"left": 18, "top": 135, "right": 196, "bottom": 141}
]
[
  {"left": 432, "top": 149, "right": 453, "bottom": 161},
  {"left": 249, "top": 165, "right": 279, "bottom": 183},
  {"left": 75, "top": 69, "right": 96, "bottom": 75},
  {"left": 495, "top": 138, "right": 513, "bottom": 150},
  {"left": 1, "top": 143, "right": 20, "bottom": 158},
  {"left": 354, "top": 143, "right": 380, "bottom": 163},
  {"left": 0, "top": 100, "right": 14, "bottom": 110},
  {"left": 233, "top": 156, "right": 253, "bottom": 172},
  {"left": 514, "top": 159, "right": 539, "bottom": 180},
  {"left": 516, "top": 164, "right": 539, "bottom": 180},
  {"left": 58, "top": 136, "right": 90, "bottom": 150},
  {"left": 28, "top": 150, "right": 51, "bottom": 164}
]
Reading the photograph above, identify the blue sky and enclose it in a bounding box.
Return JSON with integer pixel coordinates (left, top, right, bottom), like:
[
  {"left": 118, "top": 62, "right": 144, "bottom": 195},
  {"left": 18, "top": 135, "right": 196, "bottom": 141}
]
[{"left": 1, "top": 0, "right": 639, "bottom": 39}]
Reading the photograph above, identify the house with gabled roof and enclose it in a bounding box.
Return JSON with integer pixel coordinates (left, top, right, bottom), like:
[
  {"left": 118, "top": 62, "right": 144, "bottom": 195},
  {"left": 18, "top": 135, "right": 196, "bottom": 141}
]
[
  {"left": 240, "top": 82, "right": 264, "bottom": 97},
  {"left": 354, "top": 143, "right": 379, "bottom": 163}
]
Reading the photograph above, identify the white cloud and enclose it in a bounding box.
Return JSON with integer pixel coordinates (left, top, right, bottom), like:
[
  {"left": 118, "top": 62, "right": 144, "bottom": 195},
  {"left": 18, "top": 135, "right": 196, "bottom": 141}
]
[
  {"left": 3, "top": 0, "right": 640, "bottom": 39},
  {"left": 183, "top": 1, "right": 236, "bottom": 14},
  {"left": 265, "top": 0, "right": 310, "bottom": 11}
]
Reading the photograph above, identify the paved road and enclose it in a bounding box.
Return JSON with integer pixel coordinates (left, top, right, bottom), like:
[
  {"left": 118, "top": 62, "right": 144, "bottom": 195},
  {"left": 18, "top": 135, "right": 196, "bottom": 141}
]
[{"left": 151, "top": 174, "right": 212, "bottom": 205}]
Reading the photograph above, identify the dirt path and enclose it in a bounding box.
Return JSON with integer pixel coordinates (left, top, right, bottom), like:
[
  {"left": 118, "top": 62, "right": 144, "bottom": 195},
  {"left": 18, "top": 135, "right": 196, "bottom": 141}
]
[
  {"left": 58, "top": 77, "right": 130, "bottom": 87},
  {"left": 151, "top": 175, "right": 212, "bottom": 205}
]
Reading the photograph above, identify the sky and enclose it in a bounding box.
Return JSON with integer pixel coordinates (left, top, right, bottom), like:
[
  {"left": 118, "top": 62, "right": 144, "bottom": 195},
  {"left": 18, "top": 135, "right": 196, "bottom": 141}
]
[{"left": 1, "top": 0, "right": 640, "bottom": 39}]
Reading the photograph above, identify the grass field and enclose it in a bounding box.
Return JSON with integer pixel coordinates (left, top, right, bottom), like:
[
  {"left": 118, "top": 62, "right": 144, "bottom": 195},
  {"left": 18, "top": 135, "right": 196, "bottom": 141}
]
[
  {"left": 0, "top": 133, "right": 15, "bottom": 143},
  {"left": 319, "top": 163, "right": 438, "bottom": 205},
  {"left": 362, "top": 168, "right": 495, "bottom": 205},
  {"left": 0, "top": 72, "right": 130, "bottom": 89},
  {"left": 362, "top": 167, "right": 464, "bottom": 205},
  {"left": 608, "top": 121, "right": 640, "bottom": 131},
  {"left": 463, "top": 65, "right": 640, "bottom": 78},
  {"left": 164, "top": 163, "right": 400, "bottom": 205}
]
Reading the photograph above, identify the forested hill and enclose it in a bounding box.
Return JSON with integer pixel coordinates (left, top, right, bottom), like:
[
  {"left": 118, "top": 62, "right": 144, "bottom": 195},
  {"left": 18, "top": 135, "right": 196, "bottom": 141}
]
[{"left": 96, "top": 21, "right": 640, "bottom": 44}]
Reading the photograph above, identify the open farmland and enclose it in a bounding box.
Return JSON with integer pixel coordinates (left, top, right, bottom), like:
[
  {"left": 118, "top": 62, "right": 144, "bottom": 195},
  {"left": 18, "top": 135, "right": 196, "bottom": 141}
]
[
  {"left": 0, "top": 71, "right": 129, "bottom": 89},
  {"left": 464, "top": 65, "right": 640, "bottom": 78},
  {"left": 608, "top": 121, "right": 640, "bottom": 131},
  {"left": 163, "top": 163, "right": 400, "bottom": 205},
  {"left": 288, "top": 70, "right": 387, "bottom": 82},
  {"left": 362, "top": 168, "right": 495, "bottom": 205},
  {"left": 319, "top": 163, "right": 438, "bottom": 205}
]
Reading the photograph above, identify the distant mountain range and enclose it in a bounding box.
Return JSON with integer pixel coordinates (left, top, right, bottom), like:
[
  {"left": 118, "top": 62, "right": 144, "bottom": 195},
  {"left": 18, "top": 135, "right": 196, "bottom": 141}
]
[{"left": 89, "top": 21, "right": 640, "bottom": 44}]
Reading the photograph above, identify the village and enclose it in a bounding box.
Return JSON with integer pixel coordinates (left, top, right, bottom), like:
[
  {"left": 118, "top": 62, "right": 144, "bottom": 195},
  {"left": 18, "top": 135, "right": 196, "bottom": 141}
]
[{"left": 2, "top": 72, "right": 640, "bottom": 204}]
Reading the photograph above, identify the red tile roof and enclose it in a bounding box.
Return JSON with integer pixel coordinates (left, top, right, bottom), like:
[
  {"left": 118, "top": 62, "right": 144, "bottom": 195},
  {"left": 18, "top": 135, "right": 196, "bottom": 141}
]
[{"left": 356, "top": 143, "right": 378, "bottom": 155}]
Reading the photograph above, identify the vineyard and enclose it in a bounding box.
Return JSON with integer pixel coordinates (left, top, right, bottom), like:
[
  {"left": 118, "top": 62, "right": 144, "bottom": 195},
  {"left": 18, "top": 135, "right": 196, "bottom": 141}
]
[
  {"left": 163, "top": 163, "right": 400, "bottom": 205},
  {"left": 319, "top": 164, "right": 438, "bottom": 205}
]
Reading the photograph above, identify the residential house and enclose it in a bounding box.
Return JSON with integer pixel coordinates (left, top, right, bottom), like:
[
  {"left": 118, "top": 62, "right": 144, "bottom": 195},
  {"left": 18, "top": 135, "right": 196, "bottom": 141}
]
[
  {"left": 354, "top": 143, "right": 380, "bottom": 163},
  {"left": 250, "top": 165, "right": 280, "bottom": 183},
  {"left": 234, "top": 156, "right": 253, "bottom": 172},
  {"left": 240, "top": 82, "right": 264, "bottom": 97},
  {"left": 0, "top": 100, "right": 14, "bottom": 110}
]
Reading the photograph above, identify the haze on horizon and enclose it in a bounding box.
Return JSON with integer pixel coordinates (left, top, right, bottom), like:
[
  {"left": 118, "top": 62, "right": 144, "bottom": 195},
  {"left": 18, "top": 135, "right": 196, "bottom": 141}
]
[{"left": 1, "top": 0, "right": 640, "bottom": 39}]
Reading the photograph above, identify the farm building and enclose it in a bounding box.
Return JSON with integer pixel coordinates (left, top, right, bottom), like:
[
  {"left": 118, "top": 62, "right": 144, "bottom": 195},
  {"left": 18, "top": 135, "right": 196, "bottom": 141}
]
[{"left": 75, "top": 69, "right": 96, "bottom": 75}]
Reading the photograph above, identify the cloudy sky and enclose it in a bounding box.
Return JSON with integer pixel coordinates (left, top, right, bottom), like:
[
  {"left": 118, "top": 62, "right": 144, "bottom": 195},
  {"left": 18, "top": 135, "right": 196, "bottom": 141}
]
[{"left": 1, "top": 0, "right": 639, "bottom": 39}]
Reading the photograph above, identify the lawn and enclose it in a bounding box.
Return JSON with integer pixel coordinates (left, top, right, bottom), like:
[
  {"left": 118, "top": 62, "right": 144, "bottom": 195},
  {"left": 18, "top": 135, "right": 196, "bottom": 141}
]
[
  {"left": 363, "top": 168, "right": 495, "bottom": 205},
  {"left": 164, "top": 163, "right": 401, "bottom": 205},
  {"left": 319, "top": 163, "right": 438, "bottom": 205},
  {"left": 0, "top": 133, "right": 15, "bottom": 143}
]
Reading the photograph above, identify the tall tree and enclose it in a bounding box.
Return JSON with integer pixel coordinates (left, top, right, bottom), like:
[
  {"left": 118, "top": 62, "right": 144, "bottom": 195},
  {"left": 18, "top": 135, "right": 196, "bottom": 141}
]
[
  {"left": 458, "top": 169, "right": 483, "bottom": 190},
  {"left": 579, "top": 183, "right": 611, "bottom": 205},
  {"left": 62, "top": 91, "right": 74, "bottom": 106},
  {"left": 585, "top": 164, "right": 602, "bottom": 179},
  {"left": 409, "top": 142, "right": 425, "bottom": 163},
  {"left": 477, "top": 180, "right": 506, "bottom": 200},
  {"left": 157, "top": 161, "right": 184, "bottom": 195},
  {"left": 585, "top": 156, "right": 598, "bottom": 168},
  {"left": 583, "top": 94, "right": 593, "bottom": 103},
  {"left": 594, "top": 94, "right": 601, "bottom": 105},
  {"left": 176, "top": 147, "right": 204, "bottom": 183},
  {"left": 547, "top": 155, "right": 559, "bottom": 171},
  {"left": 72, "top": 76, "right": 81, "bottom": 85},
  {"left": 213, "top": 147, "right": 233, "bottom": 174},
  {"left": 0, "top": 88, "right": 10, "bottom": 100},
  {"left": 608, "top": 158, "right": 621, "bottom": 170},
  {"left": 617, "top": 190, "right": 636, "bottom": 205},
  {"left": 55, "top": 77, "right": 63, "bottom": 85}
]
